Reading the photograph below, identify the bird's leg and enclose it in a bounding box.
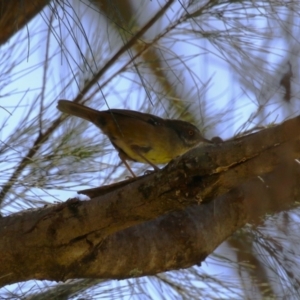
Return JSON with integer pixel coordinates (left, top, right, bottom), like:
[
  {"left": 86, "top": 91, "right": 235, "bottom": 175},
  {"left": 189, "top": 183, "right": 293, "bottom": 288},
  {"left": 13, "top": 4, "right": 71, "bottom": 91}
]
[{"left": 118, "top": 153, "right": 136, "bottom": 177}]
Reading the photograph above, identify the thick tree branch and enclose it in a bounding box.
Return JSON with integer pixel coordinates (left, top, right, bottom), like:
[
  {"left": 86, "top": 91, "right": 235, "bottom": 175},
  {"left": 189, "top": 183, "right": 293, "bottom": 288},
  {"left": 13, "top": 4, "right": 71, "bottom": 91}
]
[
  {"left": 0, "top": 0, "right": 50, "bottom": 45},
  {"left": 1, "top": 115, "right": 300, "bottom": 286}
]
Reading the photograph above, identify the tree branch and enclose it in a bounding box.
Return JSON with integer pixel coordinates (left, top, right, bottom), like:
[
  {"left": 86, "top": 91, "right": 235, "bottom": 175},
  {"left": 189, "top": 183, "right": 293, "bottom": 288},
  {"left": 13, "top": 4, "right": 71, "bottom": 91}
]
[
  {"left": 1, "top": 115, "right": 300, "bottom": 286},
  {"left": 0, "top": 0, "right": 50, "bottom": 45}
]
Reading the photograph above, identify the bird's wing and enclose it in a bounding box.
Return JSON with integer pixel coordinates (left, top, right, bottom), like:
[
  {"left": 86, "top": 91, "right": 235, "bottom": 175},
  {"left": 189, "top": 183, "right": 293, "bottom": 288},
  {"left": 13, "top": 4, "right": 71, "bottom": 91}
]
[{"left": 107, "top": 109, "right": 165, "bottom": 126}]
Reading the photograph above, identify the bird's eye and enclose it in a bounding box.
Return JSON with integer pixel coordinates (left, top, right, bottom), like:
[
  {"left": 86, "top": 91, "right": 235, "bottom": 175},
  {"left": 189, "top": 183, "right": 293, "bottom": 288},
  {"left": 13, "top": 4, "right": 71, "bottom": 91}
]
[
  {"left": 148, "top": 118, "right": 160, "bottom": 126},
  {"left": 188, "top": 130, "right": 194, "bottom": 136}
]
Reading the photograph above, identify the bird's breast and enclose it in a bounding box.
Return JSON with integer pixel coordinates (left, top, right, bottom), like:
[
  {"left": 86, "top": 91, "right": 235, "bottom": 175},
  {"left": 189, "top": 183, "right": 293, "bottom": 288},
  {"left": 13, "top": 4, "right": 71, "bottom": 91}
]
[{"left": 110, "top": 133, "right": 186, "bottom": 164}]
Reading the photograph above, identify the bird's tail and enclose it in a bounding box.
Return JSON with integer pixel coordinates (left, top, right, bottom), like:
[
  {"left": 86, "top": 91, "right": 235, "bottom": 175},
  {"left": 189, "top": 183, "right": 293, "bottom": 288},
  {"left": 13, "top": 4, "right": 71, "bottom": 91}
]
[{"left": 57, "top": 100, "right": 100, "bottom": 122}]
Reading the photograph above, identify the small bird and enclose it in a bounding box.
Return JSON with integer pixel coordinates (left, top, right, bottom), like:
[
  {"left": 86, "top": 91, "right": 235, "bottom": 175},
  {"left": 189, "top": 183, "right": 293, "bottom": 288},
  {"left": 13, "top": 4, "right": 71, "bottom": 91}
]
[{"left": 57, "top": 100, "right": 211, "bottom": 177}]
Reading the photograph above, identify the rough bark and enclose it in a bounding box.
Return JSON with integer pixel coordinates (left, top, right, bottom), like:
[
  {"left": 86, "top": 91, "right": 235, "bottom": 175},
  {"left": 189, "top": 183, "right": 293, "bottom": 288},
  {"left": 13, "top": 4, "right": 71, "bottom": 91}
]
[{"left": 1, "top": 115, "right": 300, "bottom": 286}]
